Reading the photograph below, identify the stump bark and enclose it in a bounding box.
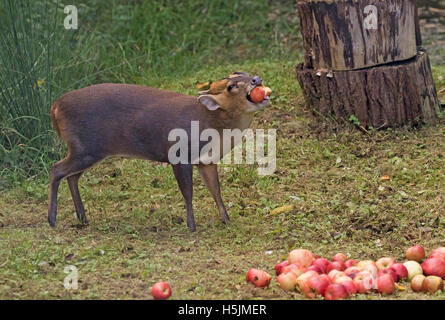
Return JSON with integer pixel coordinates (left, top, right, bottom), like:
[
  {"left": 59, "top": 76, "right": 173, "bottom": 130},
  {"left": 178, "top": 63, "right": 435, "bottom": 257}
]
[
  {"left": 296, "top": 50, "right": 440, "bottom": 128},
  {"left": 296, "top": 0, "right": 440, "bottom": 128},
  {"left": 298, "top": 0, "right": 418, "bottom": 70}
]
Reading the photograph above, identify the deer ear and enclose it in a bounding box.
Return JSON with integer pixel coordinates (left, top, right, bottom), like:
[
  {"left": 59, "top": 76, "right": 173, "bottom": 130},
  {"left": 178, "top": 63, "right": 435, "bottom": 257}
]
[{"left": 198, "top": 95, "right": 221, "bottom": 111}]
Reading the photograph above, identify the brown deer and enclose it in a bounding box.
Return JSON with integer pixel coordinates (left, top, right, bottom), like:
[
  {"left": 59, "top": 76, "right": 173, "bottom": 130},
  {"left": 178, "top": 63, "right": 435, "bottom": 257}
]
[{"left": 48, "top": 72, "right": 272, "bottom": 231}]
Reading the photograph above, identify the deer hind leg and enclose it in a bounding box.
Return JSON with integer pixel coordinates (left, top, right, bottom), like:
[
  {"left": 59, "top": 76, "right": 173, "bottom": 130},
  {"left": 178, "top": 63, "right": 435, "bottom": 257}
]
[
  {"left": 172, "top": 164, "right": 195, "bottom": 232},
  {"left": 48, "top": 153, "right": 102, "bottom": 227},
  {"left": 67, "top": 171, "right": 87, "bottom": 224},
  {"left": 198, "top": 164, "right": 229, "bottom": 224}
]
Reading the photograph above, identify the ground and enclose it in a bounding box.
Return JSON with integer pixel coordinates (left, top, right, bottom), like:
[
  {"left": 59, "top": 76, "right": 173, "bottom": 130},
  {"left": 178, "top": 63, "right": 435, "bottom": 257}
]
[{"left": 0, "top": 60, "right": 444, "bottom": 300}]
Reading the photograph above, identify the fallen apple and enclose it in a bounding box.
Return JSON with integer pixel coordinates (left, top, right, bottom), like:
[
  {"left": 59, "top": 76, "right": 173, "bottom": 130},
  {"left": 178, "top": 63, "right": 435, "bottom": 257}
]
[
  {"left": 288, "top": 249, "right": 314, "bottom": 268},
  {"left": 421, "top": 258, "right": 445, "bottom": 278},
  {"left": 296, "top": 270, "right": 319, "bottom": 292},
  {"left": 304, "top": 275, "right": 331, "bottom": 298},
  {"left": 410, "top": 274, "right": 426, "bottom": 292},
  {"left": 376, "top": 274, "right": 395, "bottom": 295},
  {"left": 429, "top": 250, "right": 445, "bottom": 263},
  {"left": 378, "top": 268, "right": 398, "bottom": 283},
  {"left": 281, "top": 263, "right": 305, "bottom": 277},
  {"left": 405, "top": 245, "right": 425, "bottom": 262},
  {"left": 353, "top": 271, "right": 374, "bottom": 294},
  {"left": 276, "top": 271, "right": 298, "bottom": 291},
  {"left": 345, "top": 267, "right": 361, "bottom": 279},
  {"left": 403, "top": 261, "right": 423, "bottom": 281},
  {"left": 312, "top": 258, "right": 331, "bottom": 274},
  {"left": 344, "top": 259, "right": 358, "bottom": 268},
  {"left": 151, "top": 282, "right": 172, "bottom": 300},
  {"left": 274, "top": 260, "right": 290, "bottom": 276},
  {"left": 332, "top": 253, "right": 347, "bottom": 263},
  {"left": 389, "top": 263, "right": 408, "bottom": 282},
  {"left": 339, "top": 280, "right": 357, "bottom": 296},
  {"left": 246, "top": 269, "right": 272, "bottom": 288},
  {"left": 326, "top": 261, "right": 345, "bottom": 273},
  {"left": 422, "top": 276, "right": 444, "bottom": 294},
  {"left": 376, "top": 257, "right": 395, "bottom": 271},
  {"left": 324, "top": 284, "right": 349, "bottom": 300}
]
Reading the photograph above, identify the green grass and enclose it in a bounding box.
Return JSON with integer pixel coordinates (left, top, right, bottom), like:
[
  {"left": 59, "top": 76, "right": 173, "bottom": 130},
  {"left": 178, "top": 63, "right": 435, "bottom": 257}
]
[
  {"left": 0, "top": 60, "right": 444, "bottom": 299},
  {"left": 0, "top": 0, "right": 444, "bottom": 300}
]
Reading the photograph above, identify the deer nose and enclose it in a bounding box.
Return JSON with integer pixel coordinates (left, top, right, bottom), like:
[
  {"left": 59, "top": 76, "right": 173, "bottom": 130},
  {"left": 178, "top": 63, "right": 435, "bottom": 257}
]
[{"left": 251, "top": 76, "right": 262, "bottom": 86}]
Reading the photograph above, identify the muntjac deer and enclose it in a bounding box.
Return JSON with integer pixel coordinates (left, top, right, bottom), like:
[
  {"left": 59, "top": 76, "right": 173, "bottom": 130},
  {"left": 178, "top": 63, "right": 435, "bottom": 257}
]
[{"left": 48, "top": 72, "right": 272, "bottom": 231}]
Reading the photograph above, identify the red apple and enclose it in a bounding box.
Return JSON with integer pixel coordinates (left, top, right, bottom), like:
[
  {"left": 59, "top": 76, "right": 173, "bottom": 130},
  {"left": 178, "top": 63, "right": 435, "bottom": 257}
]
[
  {"left": 306, "top": 265, "right": 323, "bottom": 274},
  {"left": 249, "top": 87, "right": 266, "bottom": 103},
  {"left": 376, "top": 257, "right": 395, "bottom": 271},
  {"left": 151, "top": 282, "right": 172, "bottom": 300},
  {"left": 274, "top": 260, "right": 289, "bottom": 276},
  {"left": 296, "top": 270, "right": 319, "bottom": 292},
  {"left": 246, "top": 269, "right": 272, "bottom": 288},
  {"left": 405, "top": 245, "right": 425, "bottom": 262},
  {"left": 422, "top": 276, "right": 444, "bottom": 294},
  {"left": 362, "top": 264, "right": 378, "bottom": 280},
  {"left": 276, "top": 271, "right": 298, "bottom": 291},
  {"left": 326, "top": 261, "right": 345, "bottom": 273},
  {"left": 410, "top": 274, "right": 426, "bottom": 292},
  {"left": 281, "top": 263, "right": 305, "bottom": 277},
  {"left": 357, "top": 260, "right": 377, "bottom": 271},
  {"left": 345, "top": 267, "right": 361, "bottom": 279},
  {"left": 389, "top": 263, "right": 408, "bottom": 282},
  {"left": 332, "top": 253, "right": 347, "bottom": 263},
  {"left": 344, "top": 259, "right": 358, "bottom": 268},
  {"left": 404, "top": 261, "right": 423, "bottom": 281},
  {"left": 376, "top": 274, "right": 395, "bottom": 295},
  {"left": 288, "top": 249, "right": 314, "bottom": 268},
  {"left": 378, "top": 268, "right": 398, "bottom": 282},
  {"left": 339, "top": 280, "right": 357, "bottom": 296},
  {"left": 304, "top": 275, "right": 331, "bottom": 298},
  {"left": 421, "top": 258, "right": 445, "bottom": 278},
  {"left": 328, "top": 270, "right": 346, "bottom": 282},
  {"left": 312, "top": 258, "right": 330, "bottom": 274},
  {"left": 429, "top": 250, "right": 445, "bottom": 263},
  {"left": 324, "top": 284, "right": 349, "bottom": 300},
  {"left": 353, "top": 271, "right": 374, "bottom": 294}
]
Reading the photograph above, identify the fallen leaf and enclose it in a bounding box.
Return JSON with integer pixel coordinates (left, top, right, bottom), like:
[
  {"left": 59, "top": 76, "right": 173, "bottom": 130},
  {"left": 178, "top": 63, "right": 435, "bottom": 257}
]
[
  {"left": 395, "top": 284, "right": 406, "bottom": 291},
  {"left": 380, "top": 175, "right": 391, "bottom": 181},
  {"left": 270, "top": 205, "right": 294, "bottom": 215}
]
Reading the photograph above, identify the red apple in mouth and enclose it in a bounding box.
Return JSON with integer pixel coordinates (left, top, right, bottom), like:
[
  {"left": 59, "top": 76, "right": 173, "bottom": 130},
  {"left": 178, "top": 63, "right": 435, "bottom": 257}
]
[
  {"left": 410, "top": 274, "right": 426, "bottom": 292},
  {"left": 288, "top": 249, "right": 314, "bottom": 268},
  {"left": 246, "top": 269, "right": 272, "bottom": 288},
  {"left": 376, "top": 257, "right": 395, "bottom": 271},
  {"left": 405, "top": 245, "right": 425, "bottom": 262},
  {"left": 421, "top": 257, "right": 445, "bottom": 278},
  {"left": 151, "top": 282, "right": 172, "bottom": 300},
  {"left": 249, "top": 86, "right": 266, "bottom": 103},
  {"left": 422, "top": 276, "right": 444, "bottom": 294}
]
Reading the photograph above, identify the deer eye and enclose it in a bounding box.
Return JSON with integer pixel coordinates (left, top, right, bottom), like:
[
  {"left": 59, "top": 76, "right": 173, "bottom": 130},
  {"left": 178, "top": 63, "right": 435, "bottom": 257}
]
[{"left": 227, "top": 83, "right": 236, "bottom": 92}]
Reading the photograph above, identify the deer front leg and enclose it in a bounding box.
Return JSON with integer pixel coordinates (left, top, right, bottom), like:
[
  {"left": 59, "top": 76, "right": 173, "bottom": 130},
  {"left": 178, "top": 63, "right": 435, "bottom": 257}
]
[
  {"left": 198, "top": 164, "right": 229, "bottom": 224},
  {"left": 172, "top": 164, "right": 195, "bottom": 231}
]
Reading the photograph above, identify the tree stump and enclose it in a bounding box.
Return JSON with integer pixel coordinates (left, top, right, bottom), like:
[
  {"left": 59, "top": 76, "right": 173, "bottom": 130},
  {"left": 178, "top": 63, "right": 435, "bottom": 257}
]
[
  {"left": 296, "top": 0, "right": 440, "bottom": 128},
  {"left": 298, "top": 0, "right": 418, "bottom": 71},
  {"left": 296, "top": 50, "right": 440, "bottom": 128}
]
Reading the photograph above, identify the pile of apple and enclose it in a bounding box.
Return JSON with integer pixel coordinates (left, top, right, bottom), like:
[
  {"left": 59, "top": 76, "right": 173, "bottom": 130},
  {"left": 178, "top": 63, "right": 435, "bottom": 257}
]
[{"left": 246, "top": 245, "right": 445, "bottom": 299}]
